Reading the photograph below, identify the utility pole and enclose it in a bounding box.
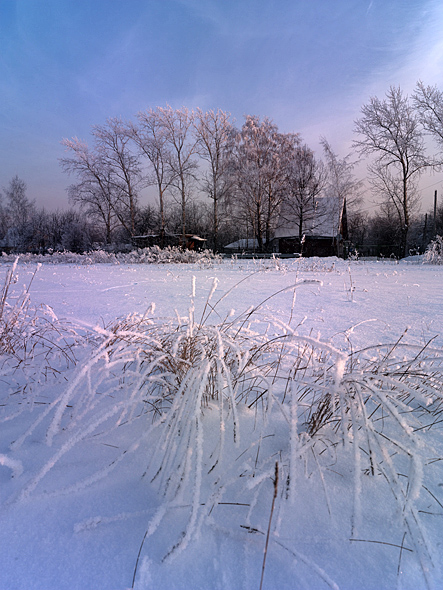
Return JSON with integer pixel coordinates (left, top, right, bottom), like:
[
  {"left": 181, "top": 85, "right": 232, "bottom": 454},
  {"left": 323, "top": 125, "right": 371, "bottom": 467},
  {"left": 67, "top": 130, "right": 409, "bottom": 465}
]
[
  {"left": 434, "top": 190, "right": 437, "bottom": 238},
  {"left": 423, "top": 212, "right": 428, "bottom": 251}
]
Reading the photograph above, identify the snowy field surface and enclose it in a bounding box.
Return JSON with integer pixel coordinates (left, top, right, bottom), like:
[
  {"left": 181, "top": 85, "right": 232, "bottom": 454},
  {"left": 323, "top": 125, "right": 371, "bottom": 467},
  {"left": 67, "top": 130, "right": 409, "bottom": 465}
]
[{"left": 1, "top": 256, "right": 443, "bottom": 590}]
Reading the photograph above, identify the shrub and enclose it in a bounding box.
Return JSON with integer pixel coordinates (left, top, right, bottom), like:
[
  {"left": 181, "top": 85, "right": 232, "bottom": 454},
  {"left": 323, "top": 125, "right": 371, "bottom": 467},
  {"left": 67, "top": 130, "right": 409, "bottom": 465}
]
[
  {"left": 423, "top": 235, "right": 443, "bottom": 264},
  {"left": 0, "top": 246, "right": 222, "bottom": 266}
]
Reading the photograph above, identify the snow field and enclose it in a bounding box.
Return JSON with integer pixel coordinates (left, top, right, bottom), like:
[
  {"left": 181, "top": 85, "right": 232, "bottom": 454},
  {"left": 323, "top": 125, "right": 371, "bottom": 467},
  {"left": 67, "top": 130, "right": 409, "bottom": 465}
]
[{"left": 0, "top": 257, "right": 442, "bottom": 590}]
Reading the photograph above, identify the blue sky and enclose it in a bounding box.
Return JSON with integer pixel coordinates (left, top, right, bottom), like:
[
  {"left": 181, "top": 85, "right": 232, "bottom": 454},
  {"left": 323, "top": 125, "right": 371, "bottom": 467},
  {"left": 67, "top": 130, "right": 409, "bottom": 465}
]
[{"left": 1, "top": 0, "right": 443, "bottom": 211}]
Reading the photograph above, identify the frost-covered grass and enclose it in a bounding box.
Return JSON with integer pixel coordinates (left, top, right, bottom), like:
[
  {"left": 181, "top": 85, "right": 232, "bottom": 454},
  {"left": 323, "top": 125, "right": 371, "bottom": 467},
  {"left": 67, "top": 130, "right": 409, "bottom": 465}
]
[
  {"left": 1, "top": 259, "right": 443, "bottom": 590},
  {"left": 0, "top": 258, "right": 79, "bottom": 365}
]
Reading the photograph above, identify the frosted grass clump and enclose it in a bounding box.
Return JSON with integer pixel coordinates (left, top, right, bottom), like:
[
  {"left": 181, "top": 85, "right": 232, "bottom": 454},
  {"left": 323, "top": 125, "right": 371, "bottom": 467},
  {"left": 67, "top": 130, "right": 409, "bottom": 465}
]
[{"left": 0, "top": 258, "right": 79, "bottom": 363}]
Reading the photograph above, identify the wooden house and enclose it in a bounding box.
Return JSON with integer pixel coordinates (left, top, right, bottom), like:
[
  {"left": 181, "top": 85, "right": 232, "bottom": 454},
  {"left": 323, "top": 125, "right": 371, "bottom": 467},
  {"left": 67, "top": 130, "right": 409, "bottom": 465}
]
[{"left": 272, "top": 197, "right": 349, "bottom": 258}]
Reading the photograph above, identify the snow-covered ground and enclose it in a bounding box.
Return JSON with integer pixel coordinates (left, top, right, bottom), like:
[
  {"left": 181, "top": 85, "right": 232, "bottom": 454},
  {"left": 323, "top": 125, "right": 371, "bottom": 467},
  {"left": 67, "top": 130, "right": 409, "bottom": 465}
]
[
  {"left": 14, "top": 256, "right": 443, "bottom": 347},
  {"left": 1, "top": 257, "right": 442, "bottom": 590}
]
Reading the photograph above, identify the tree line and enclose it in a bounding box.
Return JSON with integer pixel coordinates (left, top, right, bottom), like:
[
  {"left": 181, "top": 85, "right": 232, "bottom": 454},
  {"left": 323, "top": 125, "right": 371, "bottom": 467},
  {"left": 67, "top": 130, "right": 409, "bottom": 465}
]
[
  {"left": 59, "top": 108, "right": 357, "bottom": 254},
  {"left": 2, "top": 82, "right": 443, "bottom": 257}
]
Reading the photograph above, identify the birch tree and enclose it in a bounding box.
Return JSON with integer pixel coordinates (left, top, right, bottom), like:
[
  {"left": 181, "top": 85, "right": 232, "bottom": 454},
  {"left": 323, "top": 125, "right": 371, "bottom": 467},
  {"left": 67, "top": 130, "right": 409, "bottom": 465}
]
[{"left": 228, "top": 116, "right": 288, "bottom": 251}]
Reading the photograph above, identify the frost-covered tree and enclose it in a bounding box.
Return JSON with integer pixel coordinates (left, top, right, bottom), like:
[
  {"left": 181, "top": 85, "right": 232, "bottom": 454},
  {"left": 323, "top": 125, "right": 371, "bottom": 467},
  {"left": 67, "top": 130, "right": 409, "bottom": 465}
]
[
  {"left": 424, "top": 234, "right": 443, "bottom": 264},
  {"left": 59, "top": 210, "right": 93, "bottom": 252},
  {"left": 435, "top": 203, "right": 443, "bottom": 236},
  {"left": 354, "top": 86, "right": 429, "bottom": 257},
  {"left": 3, "top": 176, "right": 34, "bottom": 228},
  {"left": 347, "top": 209, "right": 369, "bottom": 249},
  {"left": 228, "top": 116, "right": 289, "bottom": 251},
  {"left": 167, "top": 199, "right": 211, "bottom": 239},
  {"left": 2, "top": 176, "right": 36, "bottom": 250},
  {"left": 366, "top": 201, "right": 405, "bottom": 256},
  {"left": 134, "top": 204, "right": 160, "bottom": 237}
]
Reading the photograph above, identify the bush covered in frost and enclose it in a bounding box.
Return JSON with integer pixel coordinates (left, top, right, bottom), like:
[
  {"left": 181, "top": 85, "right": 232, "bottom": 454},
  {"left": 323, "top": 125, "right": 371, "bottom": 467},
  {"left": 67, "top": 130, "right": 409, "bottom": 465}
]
[
  {"left": 116, "top": 245, "right": 222, "bottom": 265},
  {"left": 423, "top": 235, "right": 443, "bottom": 264},
  {"left": 0, "top": 246, "right": 222, "bottom": 266}
]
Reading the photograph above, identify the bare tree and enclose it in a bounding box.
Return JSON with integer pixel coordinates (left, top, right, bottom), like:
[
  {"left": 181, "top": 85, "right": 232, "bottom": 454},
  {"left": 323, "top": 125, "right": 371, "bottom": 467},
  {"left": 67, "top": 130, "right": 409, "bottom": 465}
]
[
  {"left": 134, "top": 204, "right": 160, "bottom": 237},
  {"left": 155, "top": 106, "right": 198, "bottom": 244},
  {"left": 367, "top": 201, "right": 406, "bottom": 256},
  {"left": 66, "top": 176, "right": 119, "bottom": 245},
  {"left": 369, "top": 161, "right": 421, "bottom": 256},
  {"left": 354, "top": 86, "right": 429, "bottom": 257},
  {"left": 280, "top": 142, "right": 327, "bottom": 244},
  {"left": 60, "top": 138, "right": 120, "bottom": 244},
  {"left": 321, "top": 138, "right": 363, "bottom": 240},
  {"left": 131, "top": 109, "right": 176, "bottom": 246},
  {"left": 59, "top": 209, "right": 93, "bottom": 252},
  {"left": 92, "top": 118, "right": 144, "bottom": 237},
  {"left": 193, "top": 108, "right": 234, "bottom": 251},
  {"left": 413, "top": 81, "right": 443, "bottom": 155},
  {"left": 347, "top": 210, "right": 369, "bottom": 248}
]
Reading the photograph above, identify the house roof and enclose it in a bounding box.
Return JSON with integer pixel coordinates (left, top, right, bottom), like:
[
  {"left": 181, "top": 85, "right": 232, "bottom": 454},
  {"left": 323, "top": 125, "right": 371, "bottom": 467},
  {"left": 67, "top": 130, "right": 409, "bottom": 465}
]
[
  {"left": 275, "top": 195, "right": 346, "bottom": 239},
  {"left": 224, "top": 238, "right": 261, "bottom": 250}
]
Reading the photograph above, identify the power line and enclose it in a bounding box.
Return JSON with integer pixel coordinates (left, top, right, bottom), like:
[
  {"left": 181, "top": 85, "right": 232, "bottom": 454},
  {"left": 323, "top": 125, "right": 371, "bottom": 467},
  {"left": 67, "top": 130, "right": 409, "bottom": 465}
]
[{"left": 417, "top": 178, "right": 443, "bottom": 193}]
